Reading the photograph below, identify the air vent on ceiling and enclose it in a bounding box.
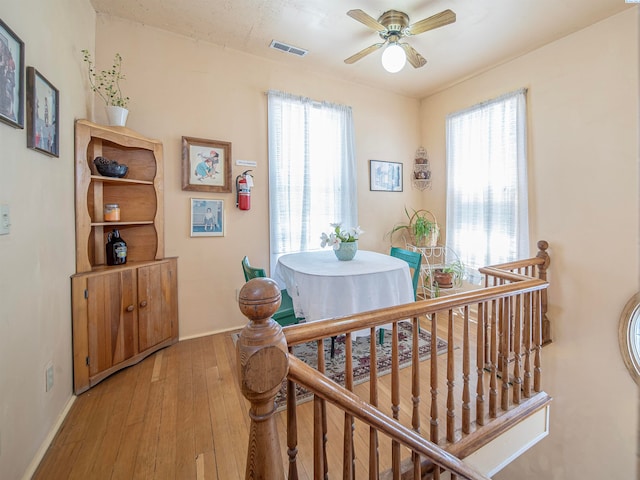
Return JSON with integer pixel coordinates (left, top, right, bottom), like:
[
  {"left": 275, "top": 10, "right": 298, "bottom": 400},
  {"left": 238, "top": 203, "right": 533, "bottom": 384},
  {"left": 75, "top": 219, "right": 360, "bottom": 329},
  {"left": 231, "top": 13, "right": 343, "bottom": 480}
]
[{"left": 269, "top": 40, "right": 308, "bottom": 57}]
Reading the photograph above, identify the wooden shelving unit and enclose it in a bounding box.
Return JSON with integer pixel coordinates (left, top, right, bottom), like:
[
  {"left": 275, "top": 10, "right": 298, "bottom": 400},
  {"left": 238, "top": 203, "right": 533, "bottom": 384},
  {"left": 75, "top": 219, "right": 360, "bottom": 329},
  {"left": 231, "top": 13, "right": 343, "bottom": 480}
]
[{"left": 71, "top": 120, "right": 178, "bottom": 394}]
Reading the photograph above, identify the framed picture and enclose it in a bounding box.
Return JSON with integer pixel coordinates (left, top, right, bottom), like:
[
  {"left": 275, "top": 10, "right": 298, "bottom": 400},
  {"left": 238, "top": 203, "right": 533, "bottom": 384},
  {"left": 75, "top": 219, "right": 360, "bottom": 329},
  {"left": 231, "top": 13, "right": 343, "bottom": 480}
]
[
  {"left": 0, "top": 18, "right": 24, "bottom": 129},
  {"left": 190, "top": 198, "right": 224, "bottom": 237},
  {"left": 182, "top": 136, "right": 232, "bottom": 193},
  {"left": 26, "top": 67, "right": 59, "bottom": 157},
  {"left": 369, "top": 160, "right": 403, "bottom": 192}
]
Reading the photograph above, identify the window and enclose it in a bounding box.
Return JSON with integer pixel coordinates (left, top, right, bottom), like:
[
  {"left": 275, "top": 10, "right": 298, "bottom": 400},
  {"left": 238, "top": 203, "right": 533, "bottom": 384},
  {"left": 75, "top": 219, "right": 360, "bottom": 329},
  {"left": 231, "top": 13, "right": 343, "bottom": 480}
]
[
  {"left": 267, "top": 90, "right": 357, "bottom": 270},
  {"left": 445, "top": 89, "right": 529, "bottom": 283}
]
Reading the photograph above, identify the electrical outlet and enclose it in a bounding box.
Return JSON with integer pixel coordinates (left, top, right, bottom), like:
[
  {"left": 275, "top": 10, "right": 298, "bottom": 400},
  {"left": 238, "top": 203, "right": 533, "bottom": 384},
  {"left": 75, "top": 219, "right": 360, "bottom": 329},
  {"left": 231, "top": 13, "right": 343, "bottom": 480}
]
[
  {"left": 45, "top": 362, "right": 54, "bottom": 392},
  {"left": 0, "top": 204, "right": 10, "bottom": 235}
]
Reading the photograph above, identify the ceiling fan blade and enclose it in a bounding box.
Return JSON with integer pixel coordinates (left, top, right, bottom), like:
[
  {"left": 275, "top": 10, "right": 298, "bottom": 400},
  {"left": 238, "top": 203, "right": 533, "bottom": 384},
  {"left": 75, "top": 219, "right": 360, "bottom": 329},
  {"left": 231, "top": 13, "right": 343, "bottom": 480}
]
[
  {"left": 406, "top": 9, "right": 456, "bottom": 36},
  {"left": 347, "top": 9, "right": 387, "bottom": 33},
  {"left": 401, "top": 43, "right": 427, "bottom": 69},
  {"left": 344, "top": 43, "right": 385, "bottom": 64}
]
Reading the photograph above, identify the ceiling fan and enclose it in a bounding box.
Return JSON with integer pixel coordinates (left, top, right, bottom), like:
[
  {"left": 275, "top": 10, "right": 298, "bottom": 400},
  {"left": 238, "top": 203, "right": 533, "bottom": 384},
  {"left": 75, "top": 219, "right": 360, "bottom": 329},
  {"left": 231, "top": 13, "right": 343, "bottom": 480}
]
[{"left": 344, "top": 8, "right": 456, "bottom": 72}]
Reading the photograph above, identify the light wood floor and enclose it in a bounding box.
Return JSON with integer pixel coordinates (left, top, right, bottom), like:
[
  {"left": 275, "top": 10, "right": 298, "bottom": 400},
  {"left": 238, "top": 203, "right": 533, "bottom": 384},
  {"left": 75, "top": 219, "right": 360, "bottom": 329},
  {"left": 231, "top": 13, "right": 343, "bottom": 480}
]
[{"left": 34, "top": 314, "right": 478, "bottom": 479}]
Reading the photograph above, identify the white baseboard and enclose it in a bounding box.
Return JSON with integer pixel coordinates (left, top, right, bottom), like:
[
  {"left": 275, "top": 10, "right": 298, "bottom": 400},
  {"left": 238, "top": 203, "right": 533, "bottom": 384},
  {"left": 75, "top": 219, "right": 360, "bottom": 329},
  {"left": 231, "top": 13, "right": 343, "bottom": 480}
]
[
  {"left": 179, "top": 324, "right": 241, "bottom": 341},
  {"left": 21, "top": 395, "right": 76, "bottom": 480},
  {"left": 464, "top": 404, "right": 550, "bottom": 477}
]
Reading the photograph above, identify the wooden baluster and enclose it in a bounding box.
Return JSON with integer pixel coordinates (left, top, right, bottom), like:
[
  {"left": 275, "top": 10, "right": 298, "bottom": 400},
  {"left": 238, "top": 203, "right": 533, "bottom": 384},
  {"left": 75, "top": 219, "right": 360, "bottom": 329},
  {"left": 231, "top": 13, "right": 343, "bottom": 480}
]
[
  {"left": 489, "top": 300, "right": 498, "bottom": 419},
  {"left": 236, "top": 278, "right": 288, "bottom": 480},
  {"left": 369, "top": 327, "right": 379, "bottom": 480},
  {"left": 344, "top": 332, "right": 354, "bottom": 480},
  {"left": 392, "top": 321, "right": 401, "bottom": 479},
  {"left": 534, "top": 291, "right": 543, "bottom": 393},
  {"left": 496, "top": 289, "right": 505, "bottom": 376},
  {"left": 430, "top": 313, "right": 439, "bottom": 443},
  {"left": 523, "top": 292, "right": 532, "bottom": 398},
  {"left": 476, "top": 302, "right": 485, "bottom": 427},
  {"left": 509, "top": 295, "right": 516, "bottom": 357},
  {"left": 501, "top": 296, "right": 511, "bottom": 412},
  {"left": 536, "top": 240, "right": 551, "bottom": 345},
  {"left": 287, "top": 348, "right": 299, "bottom": 480},
  {"left": 411, "top": 317, "right": 421, "bottom": 480},
  {"left": 313, "top": 395, "right": 324, "bottom": 480},
  {"left": 314, "top": 338, "right": 328, "bottom": 480},
  {"left": 513, "top": 294, "right": 522, "bottom": 405},
  {"left": 446, "top": 310, "right": 455, "bottom": 443},
  {"left": 483, "top": 276, "right": 491, "bottom": 365},
  {"left": 462, "top": 305, "right": 471, "bottom": 435}
]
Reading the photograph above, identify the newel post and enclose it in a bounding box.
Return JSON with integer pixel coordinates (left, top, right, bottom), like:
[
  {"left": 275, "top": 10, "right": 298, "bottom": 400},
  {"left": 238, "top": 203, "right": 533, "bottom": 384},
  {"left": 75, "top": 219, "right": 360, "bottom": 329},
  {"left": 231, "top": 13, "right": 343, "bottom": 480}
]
[
  {"left": 236, "top": 277, "right": 289, "bottom": 480},
  {"left": 536, "top": 240, "right": 551, "bottom": 345}
]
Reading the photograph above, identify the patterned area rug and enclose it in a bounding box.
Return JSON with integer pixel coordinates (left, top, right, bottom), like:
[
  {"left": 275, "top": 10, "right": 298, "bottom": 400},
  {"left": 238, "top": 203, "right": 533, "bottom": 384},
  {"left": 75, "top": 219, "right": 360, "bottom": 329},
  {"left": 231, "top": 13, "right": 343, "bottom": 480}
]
[{"left": 234, "top": 321, "right": 447, "bottom": 411}]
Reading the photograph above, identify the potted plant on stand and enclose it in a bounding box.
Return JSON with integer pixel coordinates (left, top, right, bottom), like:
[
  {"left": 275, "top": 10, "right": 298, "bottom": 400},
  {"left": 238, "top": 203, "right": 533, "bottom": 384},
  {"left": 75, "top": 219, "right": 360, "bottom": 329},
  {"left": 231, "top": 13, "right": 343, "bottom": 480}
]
[
  {"left": 387, "top": 207, "right": 440, "bottom": 247},
  {"left": 81, "top": 50, "right": 130, "bottom": 126},
  {"left": 432, "top": 260, "right": 465, "bottom": 288}
]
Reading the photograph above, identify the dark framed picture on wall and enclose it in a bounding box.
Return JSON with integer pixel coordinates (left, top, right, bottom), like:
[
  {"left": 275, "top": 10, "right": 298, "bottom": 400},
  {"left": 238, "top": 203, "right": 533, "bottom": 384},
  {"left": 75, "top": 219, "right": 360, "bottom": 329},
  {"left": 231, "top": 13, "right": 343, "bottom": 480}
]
[
  {"left": 190, "top": 198, "right": 224, "bottom": 237},
  {"left": 0, "top": 18, "right": 25, "bottom": 129},
  {"left": 26, "top": 67, "right": 59, "bottom": 157},
  {"left": 182, "top": 136, "right": 232, "bottom": 193},
  {"left": 369, "top": 159, "right": 403, "bottom": 192}
]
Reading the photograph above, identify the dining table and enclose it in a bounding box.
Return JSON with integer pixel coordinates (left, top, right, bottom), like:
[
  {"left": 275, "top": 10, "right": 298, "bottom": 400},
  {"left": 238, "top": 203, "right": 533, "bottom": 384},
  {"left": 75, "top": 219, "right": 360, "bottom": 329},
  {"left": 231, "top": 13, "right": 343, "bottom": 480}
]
[{"left": 273, "top": 249, "right": 414, "bottom": 337}]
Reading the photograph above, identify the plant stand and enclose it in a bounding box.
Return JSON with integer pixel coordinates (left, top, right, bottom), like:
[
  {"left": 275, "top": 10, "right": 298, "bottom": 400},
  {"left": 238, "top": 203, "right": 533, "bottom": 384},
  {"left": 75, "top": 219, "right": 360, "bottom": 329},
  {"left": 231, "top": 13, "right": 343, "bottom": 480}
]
[{"left": 405, "top": 244, "right": 463, "bottom": 298}]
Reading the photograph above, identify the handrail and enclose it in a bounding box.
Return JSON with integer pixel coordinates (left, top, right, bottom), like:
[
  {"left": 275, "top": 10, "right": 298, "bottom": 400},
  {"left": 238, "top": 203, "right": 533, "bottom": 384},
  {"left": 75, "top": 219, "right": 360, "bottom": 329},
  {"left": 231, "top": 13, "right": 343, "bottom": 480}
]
[
  {"left": 284, "top": 277, "right": 546, "bottom": 347},
  {"left": 287, "top": 355, "right": 490, "bottom": 480}
]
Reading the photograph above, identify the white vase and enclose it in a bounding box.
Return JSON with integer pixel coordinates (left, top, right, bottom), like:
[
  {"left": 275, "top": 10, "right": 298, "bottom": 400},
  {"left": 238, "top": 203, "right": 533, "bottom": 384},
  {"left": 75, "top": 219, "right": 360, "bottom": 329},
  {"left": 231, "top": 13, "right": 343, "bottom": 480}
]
[{"left": 105, "top": 106, "right": 129, "bottom": 127}]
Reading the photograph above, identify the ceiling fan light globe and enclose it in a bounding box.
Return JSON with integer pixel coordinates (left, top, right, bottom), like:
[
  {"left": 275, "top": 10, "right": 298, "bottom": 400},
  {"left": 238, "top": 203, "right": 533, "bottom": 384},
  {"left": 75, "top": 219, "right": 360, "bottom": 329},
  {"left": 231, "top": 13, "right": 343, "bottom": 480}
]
[{"left": 381, "top": 43, "right": 406, "bottom": 73}]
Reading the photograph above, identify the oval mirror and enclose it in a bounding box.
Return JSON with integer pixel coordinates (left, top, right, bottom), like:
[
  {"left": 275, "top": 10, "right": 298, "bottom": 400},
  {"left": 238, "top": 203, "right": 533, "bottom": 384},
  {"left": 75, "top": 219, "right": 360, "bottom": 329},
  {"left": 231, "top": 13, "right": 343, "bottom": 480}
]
[{"left": 619, "top": 292, "right": 640, "bottom": 385}]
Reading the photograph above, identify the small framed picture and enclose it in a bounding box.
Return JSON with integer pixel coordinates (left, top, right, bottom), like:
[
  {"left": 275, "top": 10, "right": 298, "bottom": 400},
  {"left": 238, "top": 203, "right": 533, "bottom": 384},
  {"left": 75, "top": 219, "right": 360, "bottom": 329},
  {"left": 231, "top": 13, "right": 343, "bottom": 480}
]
[
  {"left": 369, "top": 160, "right": 403, "bottom": 192},
  {"left": 190, "top": 198, "right": 224, "bottom": 237},
  {"left": 182, "top": 136, "right": 232, "bottom": 193},
  {"left": 0, "top": 18, "right": 25, "bottom": 129},
  {"left": 26, "top": 67, "right": 59, "bottom": 157}
]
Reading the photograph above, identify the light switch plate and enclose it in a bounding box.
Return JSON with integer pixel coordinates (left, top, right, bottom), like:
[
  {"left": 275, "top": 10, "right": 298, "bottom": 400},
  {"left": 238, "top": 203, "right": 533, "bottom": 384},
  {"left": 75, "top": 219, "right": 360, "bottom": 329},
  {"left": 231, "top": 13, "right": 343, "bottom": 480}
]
[{"left": 0, "top": 204, "right": 9, "bottom": 235}]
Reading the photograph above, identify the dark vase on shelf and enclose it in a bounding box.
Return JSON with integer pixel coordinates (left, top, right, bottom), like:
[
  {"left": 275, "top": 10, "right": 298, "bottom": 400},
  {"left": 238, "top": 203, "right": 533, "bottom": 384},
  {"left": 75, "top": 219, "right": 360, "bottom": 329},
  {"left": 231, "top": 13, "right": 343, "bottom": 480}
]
[{"left": 106, "top": 229, "right": 127, "bottom": 265}]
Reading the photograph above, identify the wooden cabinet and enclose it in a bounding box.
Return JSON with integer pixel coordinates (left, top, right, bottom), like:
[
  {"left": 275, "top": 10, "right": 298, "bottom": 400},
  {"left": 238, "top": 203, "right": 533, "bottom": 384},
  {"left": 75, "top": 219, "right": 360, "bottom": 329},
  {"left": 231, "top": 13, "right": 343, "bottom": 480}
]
[
  {"left": 72, "top": 120, "right": 178, "bottom": 394},
  {"left": 71, "top": 259, "right": 178, "bottom": 394}
]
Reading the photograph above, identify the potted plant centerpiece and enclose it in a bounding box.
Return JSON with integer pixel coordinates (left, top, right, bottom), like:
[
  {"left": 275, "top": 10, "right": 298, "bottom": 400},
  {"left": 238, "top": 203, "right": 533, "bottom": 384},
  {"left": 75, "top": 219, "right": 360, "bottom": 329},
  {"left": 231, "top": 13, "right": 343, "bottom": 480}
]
[
  {"left": 320, "top": 223, "right": 363, "bottom": 261},
  {"left": 81, "top": 50, "right": 130, "bottom": 126},
  {"left": 387, "top": 207, "right": 440, "bottom": 247}
]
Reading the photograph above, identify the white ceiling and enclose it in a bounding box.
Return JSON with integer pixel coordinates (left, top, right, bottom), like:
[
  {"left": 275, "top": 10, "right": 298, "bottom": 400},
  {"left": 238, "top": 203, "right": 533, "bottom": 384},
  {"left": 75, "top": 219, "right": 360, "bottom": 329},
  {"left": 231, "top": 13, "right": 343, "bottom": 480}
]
[{"left": 89, "top": 0, "right": 633, "bottom": 99}]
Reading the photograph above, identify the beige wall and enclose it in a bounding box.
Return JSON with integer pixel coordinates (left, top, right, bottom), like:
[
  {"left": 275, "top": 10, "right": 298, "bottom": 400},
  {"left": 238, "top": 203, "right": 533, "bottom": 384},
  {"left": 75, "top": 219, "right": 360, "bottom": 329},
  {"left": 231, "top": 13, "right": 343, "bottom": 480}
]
[
  {"left": 93, "top": 15, "right": 424, "bottom": 339},
  {"left": 0, "top": 0, "right": 95, "bottom": 478},
  {"left": 2, "top": 2, "right": 638, "bottom": 478},
  {"left": 420, "top": 8, "right": 639, "bottom": 479}
]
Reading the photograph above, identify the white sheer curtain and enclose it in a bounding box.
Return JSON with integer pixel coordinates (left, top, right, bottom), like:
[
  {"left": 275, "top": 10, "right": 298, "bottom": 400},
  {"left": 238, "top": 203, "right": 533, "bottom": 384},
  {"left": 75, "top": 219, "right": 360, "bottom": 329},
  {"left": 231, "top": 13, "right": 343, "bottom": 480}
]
[
  {"left": 445, "top": 88, "right": 529, "bottom": 283},
  {"left": 267, "top": 90, "right": 357, "bottom": 271}
]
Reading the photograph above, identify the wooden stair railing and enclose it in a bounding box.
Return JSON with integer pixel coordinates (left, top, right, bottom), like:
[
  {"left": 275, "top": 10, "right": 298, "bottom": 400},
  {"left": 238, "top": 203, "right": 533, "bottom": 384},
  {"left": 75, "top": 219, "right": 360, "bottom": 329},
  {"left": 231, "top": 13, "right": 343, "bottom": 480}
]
[
  {"left": 481, "top": 240, "right": 551, "bottom": 345},
  {"left": 236, "top": 242, "right": 551, "bottom": 479}
]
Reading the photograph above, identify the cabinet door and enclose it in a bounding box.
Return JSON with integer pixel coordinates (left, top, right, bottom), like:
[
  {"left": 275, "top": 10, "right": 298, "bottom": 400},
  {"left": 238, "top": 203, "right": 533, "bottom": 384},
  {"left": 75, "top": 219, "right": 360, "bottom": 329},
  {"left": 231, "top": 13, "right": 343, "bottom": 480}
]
[
  {"left": 138, "top": 261, "right": 176, "bottom": 351},
  {"left": 87, "top": 269, "right": 137, "bottom": 376}
]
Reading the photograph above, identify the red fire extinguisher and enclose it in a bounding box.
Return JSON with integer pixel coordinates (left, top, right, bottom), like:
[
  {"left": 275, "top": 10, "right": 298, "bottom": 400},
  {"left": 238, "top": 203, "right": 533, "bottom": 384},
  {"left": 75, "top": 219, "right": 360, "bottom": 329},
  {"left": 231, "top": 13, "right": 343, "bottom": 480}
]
[{"left": 236, "top": 170, "right": 253, "bottom": 210}]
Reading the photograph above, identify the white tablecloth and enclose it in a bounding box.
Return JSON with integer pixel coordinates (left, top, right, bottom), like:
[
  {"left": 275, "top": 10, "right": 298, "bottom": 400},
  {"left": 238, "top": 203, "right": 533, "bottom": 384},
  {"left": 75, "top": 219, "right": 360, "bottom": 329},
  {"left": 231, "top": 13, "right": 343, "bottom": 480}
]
[{"left": 273, "top": 250, "right": 414, "bottom": 331}]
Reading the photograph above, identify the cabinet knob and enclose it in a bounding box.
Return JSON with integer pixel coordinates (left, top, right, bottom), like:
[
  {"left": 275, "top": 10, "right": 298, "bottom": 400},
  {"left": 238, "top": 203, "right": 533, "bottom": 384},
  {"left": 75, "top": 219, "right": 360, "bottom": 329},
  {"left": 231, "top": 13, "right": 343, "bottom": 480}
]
[
  {"left": 126, "top": 305, "right": 134, "bottom": 312},
  {"left": 139, "top": 300, "right": 148, "bottom": 308}
]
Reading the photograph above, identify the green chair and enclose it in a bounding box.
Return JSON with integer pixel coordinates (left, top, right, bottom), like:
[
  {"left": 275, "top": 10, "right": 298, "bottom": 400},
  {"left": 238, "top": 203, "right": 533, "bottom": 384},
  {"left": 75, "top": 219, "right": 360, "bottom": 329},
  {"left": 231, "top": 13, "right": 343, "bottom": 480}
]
[
  {"left": 390, "top": 247, "right": 422, "bottom": 300},
  {"left": 241, "top": 256, "right": 299, "bottom": 327},
  {"left": 379, "top": 247, "right": 423, "bottom": 344}
]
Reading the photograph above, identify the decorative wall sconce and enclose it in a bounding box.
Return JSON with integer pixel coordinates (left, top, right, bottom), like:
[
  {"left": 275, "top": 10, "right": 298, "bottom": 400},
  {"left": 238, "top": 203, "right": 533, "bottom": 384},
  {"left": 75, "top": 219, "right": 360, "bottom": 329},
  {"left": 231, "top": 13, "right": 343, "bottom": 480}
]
[{"left": 413, "top": 147, "right": 431, "bottom": 190}]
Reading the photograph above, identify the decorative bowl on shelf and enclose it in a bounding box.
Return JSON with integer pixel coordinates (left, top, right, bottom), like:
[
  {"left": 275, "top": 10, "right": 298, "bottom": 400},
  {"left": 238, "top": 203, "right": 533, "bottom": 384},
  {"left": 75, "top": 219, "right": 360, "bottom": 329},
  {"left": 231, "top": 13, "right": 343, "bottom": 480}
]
[{"left": 94, "top": 156, "right": 128, "bottom": 178}]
